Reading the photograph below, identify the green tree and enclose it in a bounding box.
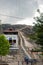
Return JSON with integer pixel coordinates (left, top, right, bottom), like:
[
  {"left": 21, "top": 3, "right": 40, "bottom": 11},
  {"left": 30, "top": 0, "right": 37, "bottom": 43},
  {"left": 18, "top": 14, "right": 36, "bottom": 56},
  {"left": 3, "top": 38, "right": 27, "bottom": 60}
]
[
  {"left": 0, "top": 35, "right": 10, "bottom": 61},
  {"left": 33, "top": 10, "right": 43, "bottom": 48}
]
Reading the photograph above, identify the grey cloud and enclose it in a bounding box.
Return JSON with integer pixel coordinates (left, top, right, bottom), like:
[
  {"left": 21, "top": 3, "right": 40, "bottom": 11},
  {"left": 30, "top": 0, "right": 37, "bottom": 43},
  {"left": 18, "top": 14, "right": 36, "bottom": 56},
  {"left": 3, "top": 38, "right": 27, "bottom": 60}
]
[
  {"left": 0, "top": 0, "right": 38, "bottom": 24},
  {"left": 38, "top": 0, "right": 43, "bottom": 4}
]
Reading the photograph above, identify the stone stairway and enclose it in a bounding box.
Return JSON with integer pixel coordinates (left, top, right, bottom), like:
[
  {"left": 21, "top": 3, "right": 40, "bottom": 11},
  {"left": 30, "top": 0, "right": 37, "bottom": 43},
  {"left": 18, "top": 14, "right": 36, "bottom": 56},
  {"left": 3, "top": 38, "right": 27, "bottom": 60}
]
[{"left": 2, "top": 47, "right": 25, "bottom": 62}]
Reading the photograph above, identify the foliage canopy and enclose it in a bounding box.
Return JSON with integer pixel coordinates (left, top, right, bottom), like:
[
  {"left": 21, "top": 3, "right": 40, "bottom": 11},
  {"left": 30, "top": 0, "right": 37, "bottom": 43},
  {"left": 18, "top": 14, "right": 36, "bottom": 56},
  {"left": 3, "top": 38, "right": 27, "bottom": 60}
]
[
  {"left": 0, "top": 35, "right": 10, "bottom": 56},
  {"left": 30, "top": 10, "right": 43, "bottom": 48}
]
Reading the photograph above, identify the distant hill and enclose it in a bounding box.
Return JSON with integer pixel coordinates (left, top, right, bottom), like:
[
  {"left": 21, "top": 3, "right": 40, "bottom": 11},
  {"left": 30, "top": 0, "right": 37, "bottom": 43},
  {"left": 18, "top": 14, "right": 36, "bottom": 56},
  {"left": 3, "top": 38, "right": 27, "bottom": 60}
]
[
  {"left": 2, "top": 24, "right": 26, "bottom": 30},
  {"left": 2, "top": 24, "right": 33, "bottom": 36},
  {"left": 21, "top": 26, "right": 33, "bottom": 37}
]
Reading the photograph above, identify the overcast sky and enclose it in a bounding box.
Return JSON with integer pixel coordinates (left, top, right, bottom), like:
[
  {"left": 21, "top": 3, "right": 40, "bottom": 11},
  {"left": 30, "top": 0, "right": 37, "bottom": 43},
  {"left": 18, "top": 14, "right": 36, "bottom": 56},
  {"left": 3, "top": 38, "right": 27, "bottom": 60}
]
[{"left": 0, "top": 0, "right": 43, "bottom": 25}]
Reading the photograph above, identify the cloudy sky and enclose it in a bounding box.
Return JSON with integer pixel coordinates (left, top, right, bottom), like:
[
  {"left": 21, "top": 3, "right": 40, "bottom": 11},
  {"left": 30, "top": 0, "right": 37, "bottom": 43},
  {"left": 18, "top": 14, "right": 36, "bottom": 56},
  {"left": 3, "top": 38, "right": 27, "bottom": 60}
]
[{"left": 0, "top": 0, "right": 43, "bottom": 25}]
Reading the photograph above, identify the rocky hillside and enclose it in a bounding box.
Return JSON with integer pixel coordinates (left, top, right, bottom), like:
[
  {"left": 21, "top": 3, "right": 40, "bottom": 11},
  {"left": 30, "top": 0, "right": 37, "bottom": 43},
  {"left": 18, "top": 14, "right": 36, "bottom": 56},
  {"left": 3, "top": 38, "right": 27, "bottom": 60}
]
[
  {"left": 2, "top": 24, "right": 26, "bottom": 30},
  {"left": 1, "top": 24, "right": 33, "bottom": 36}
]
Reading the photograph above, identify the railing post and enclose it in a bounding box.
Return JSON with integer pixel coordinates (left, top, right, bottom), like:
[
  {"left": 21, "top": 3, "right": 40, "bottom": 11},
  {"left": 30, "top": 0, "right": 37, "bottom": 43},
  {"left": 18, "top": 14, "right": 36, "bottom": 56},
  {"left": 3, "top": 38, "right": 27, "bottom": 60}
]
[
  {"left": 21, "top": 61, "right": 23, "bottom": 65},
  {"left": 18, "top": 61, "right": 19, "bottom": 65}
]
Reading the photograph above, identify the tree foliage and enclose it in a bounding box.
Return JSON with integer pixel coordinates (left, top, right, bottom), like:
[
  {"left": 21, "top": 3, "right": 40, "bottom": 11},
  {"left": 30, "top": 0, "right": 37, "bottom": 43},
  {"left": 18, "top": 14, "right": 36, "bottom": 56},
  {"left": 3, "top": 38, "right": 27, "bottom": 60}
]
[
  {"left": 0, "top": 35, "right": 10, "bottom": 56},
  {"left": 33, "top": 10, "right": 43, "bottom": 48}
]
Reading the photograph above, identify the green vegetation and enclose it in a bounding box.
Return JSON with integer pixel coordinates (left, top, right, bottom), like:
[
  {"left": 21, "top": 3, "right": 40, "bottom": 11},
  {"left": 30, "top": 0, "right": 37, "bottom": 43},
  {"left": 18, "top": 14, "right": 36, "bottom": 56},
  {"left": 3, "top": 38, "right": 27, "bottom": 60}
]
[
  {"left": 34, "top": 10, "right": 43, "bottom": 48},
  {"left": 0, "top": 35, "right": 10, "bottom": 61},
  {"left": 30, "top": 9, "right": 43, "bottom": 49},
  {"left": 31, "top": 48, "right": 43, "bottom": 52}
]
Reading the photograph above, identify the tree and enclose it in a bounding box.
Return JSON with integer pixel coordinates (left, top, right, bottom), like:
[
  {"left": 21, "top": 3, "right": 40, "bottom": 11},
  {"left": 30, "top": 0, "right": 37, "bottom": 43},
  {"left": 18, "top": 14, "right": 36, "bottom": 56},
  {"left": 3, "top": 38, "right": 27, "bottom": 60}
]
[
  {"left": 33, "top": 9, "right": 43, "bottom": 48},
  {"left": 0, "top": 35, "right": 10, "bottom": 61}
]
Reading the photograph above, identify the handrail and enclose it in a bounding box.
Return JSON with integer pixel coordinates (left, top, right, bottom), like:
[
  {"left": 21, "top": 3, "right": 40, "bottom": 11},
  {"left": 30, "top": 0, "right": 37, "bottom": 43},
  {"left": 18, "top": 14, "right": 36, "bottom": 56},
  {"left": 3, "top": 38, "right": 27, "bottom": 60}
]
[{"left": 19, "top": 31, "right": 32, "bottom": 59}]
